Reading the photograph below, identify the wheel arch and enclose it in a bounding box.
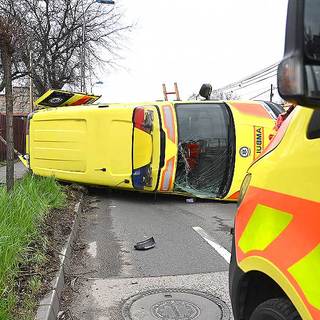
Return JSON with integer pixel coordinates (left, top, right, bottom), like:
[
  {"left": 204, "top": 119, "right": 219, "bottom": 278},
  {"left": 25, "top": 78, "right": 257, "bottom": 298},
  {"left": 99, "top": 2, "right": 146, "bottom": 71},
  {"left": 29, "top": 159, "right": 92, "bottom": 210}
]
[
  {"left": 237, "top": 256, "right": 312, "bottom": 320},
  {"left": 237, "top": 270, "right": 288, "bottom": 319}
]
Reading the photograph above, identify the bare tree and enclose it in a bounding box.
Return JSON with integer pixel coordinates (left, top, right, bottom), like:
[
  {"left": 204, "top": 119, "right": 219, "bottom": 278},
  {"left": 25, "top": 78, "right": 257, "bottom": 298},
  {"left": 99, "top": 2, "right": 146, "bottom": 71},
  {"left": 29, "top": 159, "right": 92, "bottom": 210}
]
[
  {"left": 211, "top": 89, "right": 240, "bottom": 101},
  {"left": 0, "top": 3, "right": 26, "bottom": 191},
  {"left": 0, "top": 62, "right": 28, "bottom": 93},
  {"left": 0, "top": 0, "right": 132, "bottom": 96},
  {"left": 188, "top": 89, "right": 240, "bottom": 101},
  {"left": 0, "top": 1, "right": 28, "bottom": 93}
]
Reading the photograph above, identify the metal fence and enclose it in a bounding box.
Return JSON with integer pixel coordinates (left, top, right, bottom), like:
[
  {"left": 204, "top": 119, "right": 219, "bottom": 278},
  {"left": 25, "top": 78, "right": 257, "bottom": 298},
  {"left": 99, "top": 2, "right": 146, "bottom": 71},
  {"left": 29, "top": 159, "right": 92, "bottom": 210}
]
[{"left": 0, "top": 113, "right": 28, "bottom": 161}]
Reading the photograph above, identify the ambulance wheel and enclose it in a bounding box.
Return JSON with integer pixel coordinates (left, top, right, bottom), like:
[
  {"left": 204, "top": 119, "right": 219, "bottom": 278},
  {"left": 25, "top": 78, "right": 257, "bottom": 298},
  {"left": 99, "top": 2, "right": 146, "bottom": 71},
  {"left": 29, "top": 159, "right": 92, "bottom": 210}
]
[{"left": 250, "top": 298, "right": 301, "bottom": 320}]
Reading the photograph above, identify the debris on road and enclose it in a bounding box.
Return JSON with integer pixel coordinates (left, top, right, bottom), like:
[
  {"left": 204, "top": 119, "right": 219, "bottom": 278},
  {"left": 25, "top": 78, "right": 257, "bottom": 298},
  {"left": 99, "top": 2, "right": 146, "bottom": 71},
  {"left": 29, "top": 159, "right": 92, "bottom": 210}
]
[{"left": 134, "top": 237, "right": 156, "bottom": 250}]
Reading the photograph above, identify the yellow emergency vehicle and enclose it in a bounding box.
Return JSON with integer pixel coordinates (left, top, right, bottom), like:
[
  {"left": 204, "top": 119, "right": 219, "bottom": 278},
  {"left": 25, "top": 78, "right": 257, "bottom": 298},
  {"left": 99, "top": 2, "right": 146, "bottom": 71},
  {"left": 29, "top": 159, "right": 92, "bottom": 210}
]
[
  {"left": 230, "top": 0, "right": 320, "bottom": 319},
  {"left": 24, "top": 89, "right": 281, "bottom": 200}
]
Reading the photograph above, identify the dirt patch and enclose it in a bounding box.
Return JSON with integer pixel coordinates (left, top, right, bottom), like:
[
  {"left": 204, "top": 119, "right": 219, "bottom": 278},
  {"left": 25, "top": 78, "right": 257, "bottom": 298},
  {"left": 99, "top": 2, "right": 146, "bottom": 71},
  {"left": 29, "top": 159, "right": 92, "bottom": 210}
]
[
  {"left": 57, "top": 195, "right": 97, "bottom": 320},
  {"left": 12, "top": 184, "right": 84, "bottom": 319}
]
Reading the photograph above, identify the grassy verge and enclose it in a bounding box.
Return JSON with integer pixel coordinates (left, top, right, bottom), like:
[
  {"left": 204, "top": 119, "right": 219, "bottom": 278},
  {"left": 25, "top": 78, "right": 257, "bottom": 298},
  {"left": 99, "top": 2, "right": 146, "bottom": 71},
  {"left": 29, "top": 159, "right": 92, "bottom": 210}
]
[{"left": 0, "top": 174, "right": 66, "bottom": 320}]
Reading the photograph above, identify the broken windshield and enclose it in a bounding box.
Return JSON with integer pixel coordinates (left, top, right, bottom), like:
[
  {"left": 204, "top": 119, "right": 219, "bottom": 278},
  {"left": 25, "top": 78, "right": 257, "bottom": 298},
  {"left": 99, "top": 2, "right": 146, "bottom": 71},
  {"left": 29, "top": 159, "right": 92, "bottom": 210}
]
[{"left": 174, "top": 103, "right": 235, "bottom": 198}]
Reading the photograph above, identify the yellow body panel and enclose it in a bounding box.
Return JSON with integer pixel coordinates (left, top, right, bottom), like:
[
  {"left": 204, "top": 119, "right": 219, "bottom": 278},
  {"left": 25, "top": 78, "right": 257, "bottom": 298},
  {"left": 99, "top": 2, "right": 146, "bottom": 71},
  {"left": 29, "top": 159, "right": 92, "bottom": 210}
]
[
  {"left": 225, "top": 101, "right": 275, "bottom": 199},
  {"left": 30, "top": 105, "right": 134, "bottom": 188},
  {"left": 108, "top": 120, "right": 132, "bottom": 176},
  {"left": 249, "top": 107, "right": 320, "bottom": 202},
  {"left": 133, "top": 128, "right": 152, "bottom": 169},
  {"left": 27, "top": 94, "right": 277, "bottom": 199},
  {"left": 235, "top": 106, "right": 320, "bottom": 318},
  {"left": 288, "top": 244, "right": 320, "bottom": 310},
  {"left": 238, "top": 204, "right": 293, "bottom": 254}
]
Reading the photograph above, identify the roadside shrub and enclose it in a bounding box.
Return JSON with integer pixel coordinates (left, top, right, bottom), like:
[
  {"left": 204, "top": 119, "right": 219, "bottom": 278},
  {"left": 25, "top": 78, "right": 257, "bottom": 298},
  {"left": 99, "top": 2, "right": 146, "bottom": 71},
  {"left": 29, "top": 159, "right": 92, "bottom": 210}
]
[{"left": 0, "top": 174, "right": 66, "bottom": 320}]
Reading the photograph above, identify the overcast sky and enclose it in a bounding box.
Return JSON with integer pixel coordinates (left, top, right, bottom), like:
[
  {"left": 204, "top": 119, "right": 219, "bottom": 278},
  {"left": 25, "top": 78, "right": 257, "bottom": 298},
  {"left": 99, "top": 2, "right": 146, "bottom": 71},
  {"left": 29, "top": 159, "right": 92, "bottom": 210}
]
[{"left": 95, "top": 0, "right": 289, "bottom": 103}]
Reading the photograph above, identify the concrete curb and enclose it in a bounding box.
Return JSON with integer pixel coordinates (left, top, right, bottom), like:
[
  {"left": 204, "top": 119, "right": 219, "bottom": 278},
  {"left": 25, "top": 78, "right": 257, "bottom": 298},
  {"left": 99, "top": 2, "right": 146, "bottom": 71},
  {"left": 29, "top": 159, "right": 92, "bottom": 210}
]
[{"left": 35, "top": 193, "right": 84, "bottom": 320}]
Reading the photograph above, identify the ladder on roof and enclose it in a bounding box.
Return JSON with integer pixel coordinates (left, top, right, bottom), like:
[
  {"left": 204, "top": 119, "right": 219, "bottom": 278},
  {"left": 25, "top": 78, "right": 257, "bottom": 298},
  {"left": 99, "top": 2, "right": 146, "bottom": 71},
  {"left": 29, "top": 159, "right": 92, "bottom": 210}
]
[{"left": 162, "top": 82, "right": 181, "bottom": 101}]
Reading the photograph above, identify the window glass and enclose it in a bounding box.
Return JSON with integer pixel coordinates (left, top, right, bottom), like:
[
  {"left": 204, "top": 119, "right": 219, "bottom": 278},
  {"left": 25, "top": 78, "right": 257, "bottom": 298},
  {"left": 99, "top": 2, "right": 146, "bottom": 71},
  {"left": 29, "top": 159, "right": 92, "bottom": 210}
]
[
  {"left": 174, "top": 103, "right": 234, "bottom": 198},
  {"left": 305, "top": 0, "right": 320, "bottom": 61}
]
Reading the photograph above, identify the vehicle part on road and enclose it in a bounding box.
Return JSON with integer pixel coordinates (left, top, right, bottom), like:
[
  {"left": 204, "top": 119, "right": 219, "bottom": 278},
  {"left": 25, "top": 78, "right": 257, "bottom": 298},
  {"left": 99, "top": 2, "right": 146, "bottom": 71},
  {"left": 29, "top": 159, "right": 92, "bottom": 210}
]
[
  {"left": 134, "top": 236, "right": 155, "bottom": 250},
  {"left": 122, "top": 288, "right": 230, "bottom": 320}
]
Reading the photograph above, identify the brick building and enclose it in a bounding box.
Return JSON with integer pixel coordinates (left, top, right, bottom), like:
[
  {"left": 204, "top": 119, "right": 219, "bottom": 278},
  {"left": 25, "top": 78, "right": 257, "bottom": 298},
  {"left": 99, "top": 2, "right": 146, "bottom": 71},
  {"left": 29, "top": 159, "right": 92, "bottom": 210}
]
[{"left": 0, "top": 87, "right": 31, "bottom": 114}]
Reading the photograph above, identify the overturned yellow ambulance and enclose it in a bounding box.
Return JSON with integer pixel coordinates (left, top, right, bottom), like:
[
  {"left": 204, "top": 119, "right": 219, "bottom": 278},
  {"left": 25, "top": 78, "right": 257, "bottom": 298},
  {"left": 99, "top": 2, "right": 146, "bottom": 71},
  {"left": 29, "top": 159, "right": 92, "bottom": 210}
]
[{"left": 25, "top": 89, "right": 282, "bottom": 200}]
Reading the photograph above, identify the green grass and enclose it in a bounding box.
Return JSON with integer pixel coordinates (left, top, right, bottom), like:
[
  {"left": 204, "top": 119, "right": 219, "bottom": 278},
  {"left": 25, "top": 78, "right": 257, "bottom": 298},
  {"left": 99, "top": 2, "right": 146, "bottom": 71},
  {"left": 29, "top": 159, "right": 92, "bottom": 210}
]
[{"left": 0, "top": 174, "right": 66, "bottom": 320}]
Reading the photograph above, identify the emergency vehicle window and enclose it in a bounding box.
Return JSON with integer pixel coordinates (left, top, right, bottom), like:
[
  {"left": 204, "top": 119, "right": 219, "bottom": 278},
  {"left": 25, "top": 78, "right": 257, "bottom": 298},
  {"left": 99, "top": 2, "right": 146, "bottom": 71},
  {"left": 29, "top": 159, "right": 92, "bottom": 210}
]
[
  {"left": 304, "top": 0, "right": 320, "bottom": 61},
  {"left": 174, "top": 103, "right": 234, "bottom": 198}
]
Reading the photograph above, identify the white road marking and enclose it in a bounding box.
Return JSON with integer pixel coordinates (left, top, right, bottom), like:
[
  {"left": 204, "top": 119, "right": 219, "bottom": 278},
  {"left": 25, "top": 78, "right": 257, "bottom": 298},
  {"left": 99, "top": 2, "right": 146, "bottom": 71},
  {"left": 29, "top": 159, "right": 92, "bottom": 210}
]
[{"left": 192, "top": 226, "right": 231, "bottom": 264}]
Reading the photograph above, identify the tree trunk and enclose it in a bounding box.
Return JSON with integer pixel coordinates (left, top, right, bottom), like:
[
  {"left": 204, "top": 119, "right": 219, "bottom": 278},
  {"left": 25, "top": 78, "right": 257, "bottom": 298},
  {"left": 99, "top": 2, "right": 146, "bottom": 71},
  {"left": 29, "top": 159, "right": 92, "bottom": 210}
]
[{"left": 2, "top": 46, "right": 14, "bottom": 192}]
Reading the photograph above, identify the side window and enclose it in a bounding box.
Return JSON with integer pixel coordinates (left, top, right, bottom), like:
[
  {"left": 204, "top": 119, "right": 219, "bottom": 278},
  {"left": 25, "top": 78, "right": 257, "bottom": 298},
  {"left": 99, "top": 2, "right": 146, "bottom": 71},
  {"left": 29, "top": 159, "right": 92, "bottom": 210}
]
[{"left": 307, "top": 109, "right": 320, "bottom": 139}]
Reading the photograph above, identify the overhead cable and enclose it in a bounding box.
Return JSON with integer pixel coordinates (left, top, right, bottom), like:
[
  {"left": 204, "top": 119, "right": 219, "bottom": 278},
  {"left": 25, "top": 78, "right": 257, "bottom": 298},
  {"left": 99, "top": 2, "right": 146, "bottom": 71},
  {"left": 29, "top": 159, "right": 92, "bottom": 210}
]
[
  {"left": 232, "top": 73, "right": 277, "bottom": 92},
  {"left": 250, "top": 86, "right": 278, "bottom": 100},
  {"left": 215, "top": 62, "right": 279, "bottom": 92}
]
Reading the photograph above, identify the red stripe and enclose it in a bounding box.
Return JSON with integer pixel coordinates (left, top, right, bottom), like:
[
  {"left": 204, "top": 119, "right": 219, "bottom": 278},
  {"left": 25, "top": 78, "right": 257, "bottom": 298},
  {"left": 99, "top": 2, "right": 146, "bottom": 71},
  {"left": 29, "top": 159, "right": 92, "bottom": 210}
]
[
  {"left": 227, "top": 191, "right": 239, "bottom": 200},
  {"left": 258, "top": 110, "right": 294, "bottom": 159},
  {"left": 69, "top": 96, "right": 91, "bottom": 106},
  {"left": 231, "top": 102, "right": 270, "bottom": 118}
]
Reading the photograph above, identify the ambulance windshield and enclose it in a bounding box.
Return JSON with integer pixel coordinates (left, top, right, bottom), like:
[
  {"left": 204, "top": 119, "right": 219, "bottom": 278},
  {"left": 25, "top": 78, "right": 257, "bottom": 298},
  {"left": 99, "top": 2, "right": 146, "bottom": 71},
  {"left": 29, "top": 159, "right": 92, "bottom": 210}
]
[{"left": 174, "top": 103, "right": 235, "bottom": 198}]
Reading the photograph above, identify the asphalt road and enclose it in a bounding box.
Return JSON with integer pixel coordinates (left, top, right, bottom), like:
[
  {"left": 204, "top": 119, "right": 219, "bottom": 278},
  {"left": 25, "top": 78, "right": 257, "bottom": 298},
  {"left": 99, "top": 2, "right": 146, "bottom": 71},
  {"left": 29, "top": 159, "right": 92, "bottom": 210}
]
[{"left": 62, "top": 188, "right": 237, "bottom": 320}]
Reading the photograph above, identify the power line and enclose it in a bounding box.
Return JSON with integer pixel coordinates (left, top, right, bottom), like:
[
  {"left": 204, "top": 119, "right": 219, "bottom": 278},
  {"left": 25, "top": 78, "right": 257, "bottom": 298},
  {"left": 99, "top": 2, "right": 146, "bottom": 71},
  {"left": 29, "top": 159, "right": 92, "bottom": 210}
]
[
  {"left": 235, "top": 67, "right": 277, "bottom": 87},
  {"left": 232, "top": 72, "right": 277, "bottom": 92},
  {"left": 250, "top": 88, "right": 271, "bottom": 100},
  {"left": 222, "top": 68, "right": 277, "bottom": 92},
  {"left": 250, "top": 86, "right": 278, "bottom": 100},
  {"left": 215, "top": 62, "right": 279, "bottom": 92},
  {"left": 240, "top": 85, "right": 272, "bottom": 98},
  {"left": 213, "top": 70, "right": 277, "bottom": 98}
]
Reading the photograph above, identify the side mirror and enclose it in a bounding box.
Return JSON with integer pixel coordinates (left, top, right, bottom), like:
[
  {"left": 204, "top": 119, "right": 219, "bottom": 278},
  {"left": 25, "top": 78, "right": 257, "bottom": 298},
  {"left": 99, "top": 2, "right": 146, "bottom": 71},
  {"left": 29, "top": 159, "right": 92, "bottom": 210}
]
[
  {"left": 278, "top": 0, "right": 320, "bottom": 107},
  {"left": 199, "top": 83, "right": 212, "bottom": 100}
]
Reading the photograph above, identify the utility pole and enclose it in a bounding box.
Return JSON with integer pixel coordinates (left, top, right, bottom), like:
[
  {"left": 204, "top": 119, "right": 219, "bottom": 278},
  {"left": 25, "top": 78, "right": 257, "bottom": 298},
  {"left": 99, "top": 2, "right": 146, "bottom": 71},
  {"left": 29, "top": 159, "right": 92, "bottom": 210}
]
[
  {"left": 29, "top": 49, "right": 33, "bottom": 111},
  {"left": 270, "top": 84, "right": 274, "bottom": 102},
  {"left": 80, "top": 0, "right": 86, "bottom": 92},
  {"left": 1, "top": 39, "right": 14, "bottom": 192}
]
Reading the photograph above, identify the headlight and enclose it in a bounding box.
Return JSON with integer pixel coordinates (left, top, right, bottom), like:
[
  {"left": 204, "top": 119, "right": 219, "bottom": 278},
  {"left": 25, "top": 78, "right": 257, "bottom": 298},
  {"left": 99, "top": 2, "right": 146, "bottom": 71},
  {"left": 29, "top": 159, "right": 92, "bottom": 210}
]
[
  {"left": 132, "top": 164, "right": 153, "bottom": 190},
  {"left": 237, "top": 173, "right": 251, "bottom": 207}
]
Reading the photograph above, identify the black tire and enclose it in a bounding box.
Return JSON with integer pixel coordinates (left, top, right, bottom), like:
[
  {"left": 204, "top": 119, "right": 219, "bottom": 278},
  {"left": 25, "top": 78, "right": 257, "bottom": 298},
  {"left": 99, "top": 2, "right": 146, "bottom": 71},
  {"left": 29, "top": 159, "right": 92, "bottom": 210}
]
[{"left": 250, "top": 298, "right": 301, "bottom": 320}]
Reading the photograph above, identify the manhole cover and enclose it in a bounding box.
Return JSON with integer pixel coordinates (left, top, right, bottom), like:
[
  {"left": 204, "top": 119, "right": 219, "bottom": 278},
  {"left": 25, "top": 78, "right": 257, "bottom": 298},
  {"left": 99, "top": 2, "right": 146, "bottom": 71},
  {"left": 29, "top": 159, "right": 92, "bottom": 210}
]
[
  {"left": 152, "top": 299, "right": 200, "bottom": 319},
  {"left": 122, "top": 289, "right": 230, "bottom": 320}
]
